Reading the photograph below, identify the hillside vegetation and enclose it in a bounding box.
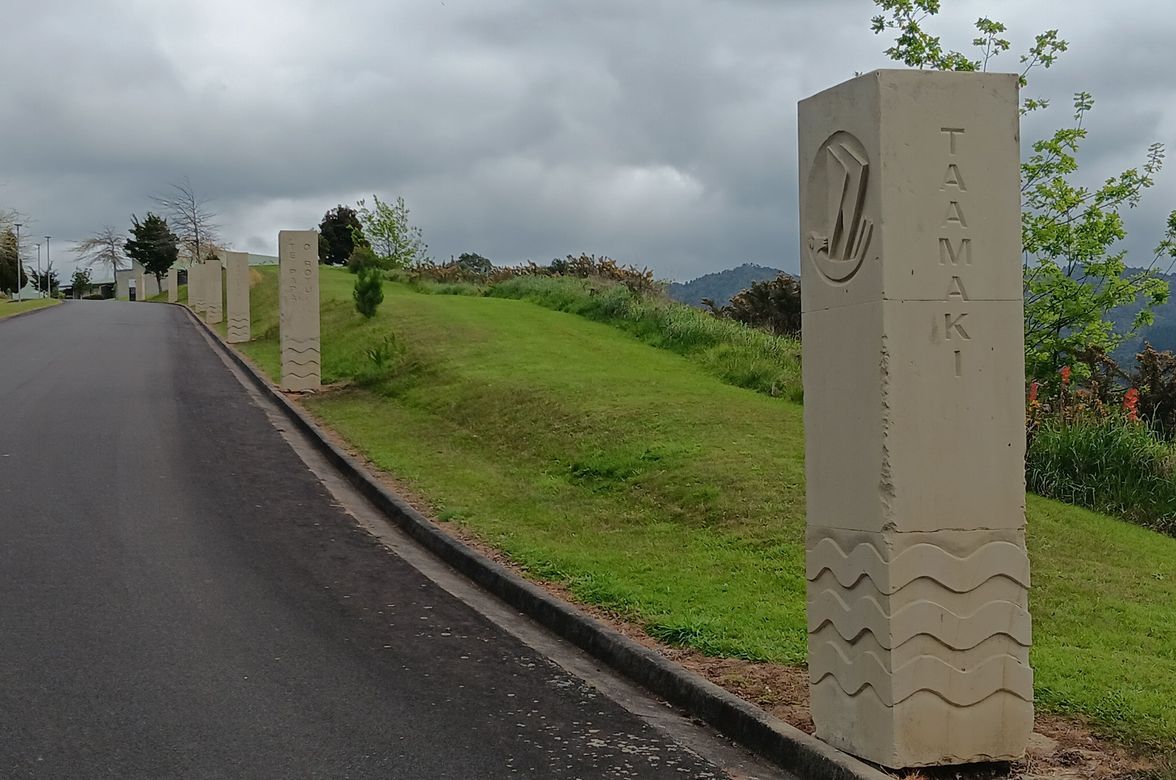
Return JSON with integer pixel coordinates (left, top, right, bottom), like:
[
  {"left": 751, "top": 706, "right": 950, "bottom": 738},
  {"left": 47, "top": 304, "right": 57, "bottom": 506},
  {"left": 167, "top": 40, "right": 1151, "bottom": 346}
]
[{"left": 231, "top": 266, "right": 1175, "bottom": 750}]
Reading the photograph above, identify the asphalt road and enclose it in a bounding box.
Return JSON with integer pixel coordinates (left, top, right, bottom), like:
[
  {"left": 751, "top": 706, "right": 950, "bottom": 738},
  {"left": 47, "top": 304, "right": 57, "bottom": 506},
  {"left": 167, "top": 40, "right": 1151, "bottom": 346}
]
[{"left": 0, "top": 301, "right": 763, "bottom": 779}]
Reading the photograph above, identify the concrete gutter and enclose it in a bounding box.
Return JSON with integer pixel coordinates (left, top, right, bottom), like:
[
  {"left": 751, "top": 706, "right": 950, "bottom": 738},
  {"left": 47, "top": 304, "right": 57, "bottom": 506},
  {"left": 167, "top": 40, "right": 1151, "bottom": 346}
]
[{"left": 178, "top": 303, "right": 891, "bottom": 780}]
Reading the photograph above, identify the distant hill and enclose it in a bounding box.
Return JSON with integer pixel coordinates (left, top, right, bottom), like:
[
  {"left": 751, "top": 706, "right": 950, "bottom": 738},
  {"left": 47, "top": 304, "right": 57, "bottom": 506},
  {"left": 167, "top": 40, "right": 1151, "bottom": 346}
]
[{"left": 668, "top": 263, "right": 789, "bottom": 307}]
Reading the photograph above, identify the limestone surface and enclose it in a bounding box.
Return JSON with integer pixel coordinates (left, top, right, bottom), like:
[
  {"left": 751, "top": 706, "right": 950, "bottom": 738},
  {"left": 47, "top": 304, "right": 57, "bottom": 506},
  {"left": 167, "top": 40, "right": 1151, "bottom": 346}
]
[
  {"left": 225, "top": 251, "right": 251, "bottom": 343},
  {"left": 278, "top": 231, "right": 320, "bottom": 391},
  {"left": 799, "top": 69, "right": 1030, "bottom": 768},
  {"left": 168, "top": 267, "right": 178, "bottom": 303},
  {"left": 205, "top": 256, "right": 223, "bottom": 324}
]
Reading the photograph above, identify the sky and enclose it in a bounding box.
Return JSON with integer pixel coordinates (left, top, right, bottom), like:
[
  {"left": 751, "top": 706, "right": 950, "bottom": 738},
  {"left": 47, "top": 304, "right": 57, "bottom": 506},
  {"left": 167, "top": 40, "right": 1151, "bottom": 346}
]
[{"left": 2, "top": 0, "right": 1174, "bottom": 283}]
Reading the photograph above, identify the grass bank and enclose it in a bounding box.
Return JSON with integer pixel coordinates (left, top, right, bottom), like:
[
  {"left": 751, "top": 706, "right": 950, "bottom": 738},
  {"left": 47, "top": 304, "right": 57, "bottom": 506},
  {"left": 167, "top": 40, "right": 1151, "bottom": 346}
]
[
  {"left": 413, "top": 274, "right": 804, "bottom": 403},
  {"left": 234, "top": 266, "right": 1176, "bottom": 750},
  {"left": 0, "top": 298, "right": 59, "bottom": 319}
]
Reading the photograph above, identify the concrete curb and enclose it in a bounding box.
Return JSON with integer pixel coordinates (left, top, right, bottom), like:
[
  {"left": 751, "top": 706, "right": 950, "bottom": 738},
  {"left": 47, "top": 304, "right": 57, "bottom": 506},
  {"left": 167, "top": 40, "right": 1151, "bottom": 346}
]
[
  {"left": 178, "top": 303, "right": 890, "bottom": 780},
  {"left": 0, "top": 300, "right": 63, "bottom": 324}
]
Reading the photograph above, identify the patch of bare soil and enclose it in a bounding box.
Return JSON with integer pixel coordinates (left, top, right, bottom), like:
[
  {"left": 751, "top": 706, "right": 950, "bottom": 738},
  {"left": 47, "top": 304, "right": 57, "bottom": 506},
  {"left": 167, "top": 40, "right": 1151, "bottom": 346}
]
[{"left": 296, "top": 402, "right": 1171, "bottom": 780}]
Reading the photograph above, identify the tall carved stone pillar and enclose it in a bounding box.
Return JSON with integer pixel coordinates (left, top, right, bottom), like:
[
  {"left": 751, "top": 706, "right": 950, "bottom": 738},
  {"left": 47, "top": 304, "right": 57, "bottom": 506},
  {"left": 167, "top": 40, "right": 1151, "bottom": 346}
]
[
  {"left": 206, "top": 255, "right": 223, "bottom": 324},
  {"left": 225, "top": 251, "right": 251, "bottom": 343},
  {"left": 168, "top": 266, "right": 178, "bottom": 303},
  {"left": 278, "top": 231, "right": 320, "bottom": 391},
  {"left": 192, "top": 262, "right": 207, "bottom": 314},
  {"left": 799, "top": 70, "right": 1031, "bottom": 768}
]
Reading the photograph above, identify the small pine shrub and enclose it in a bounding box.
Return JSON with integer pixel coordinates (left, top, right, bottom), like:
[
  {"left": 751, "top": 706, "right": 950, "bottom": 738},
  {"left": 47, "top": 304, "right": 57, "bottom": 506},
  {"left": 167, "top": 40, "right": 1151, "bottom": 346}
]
[{"left": 353, "top": 267, "right": 384, "bottom": 319}]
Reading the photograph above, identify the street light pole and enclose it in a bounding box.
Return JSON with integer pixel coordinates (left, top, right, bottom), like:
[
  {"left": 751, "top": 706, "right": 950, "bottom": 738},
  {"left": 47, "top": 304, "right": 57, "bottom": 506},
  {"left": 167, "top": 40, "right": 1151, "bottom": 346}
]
[
  {"left": 44, "top": 236, "right": 52, "bottom": 298},
  {"left": 35, "top": 243, "right": 42, "bottom": 298},
  {"left": 13, "top": 223, "right": 22, "bottom": 302}
]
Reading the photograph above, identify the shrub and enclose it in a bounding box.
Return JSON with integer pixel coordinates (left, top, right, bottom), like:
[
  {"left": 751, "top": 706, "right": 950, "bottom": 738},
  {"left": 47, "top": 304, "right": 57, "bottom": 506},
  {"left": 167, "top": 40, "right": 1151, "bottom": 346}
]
[
  {"left": 348, "top": 244, "right": 381, "bottom": 274},
  {"left": 353, "top": 266, "right": 384, "bottom": 319},
  {"left": 704, "top": 274, "right": 801, "bottom": 337}
]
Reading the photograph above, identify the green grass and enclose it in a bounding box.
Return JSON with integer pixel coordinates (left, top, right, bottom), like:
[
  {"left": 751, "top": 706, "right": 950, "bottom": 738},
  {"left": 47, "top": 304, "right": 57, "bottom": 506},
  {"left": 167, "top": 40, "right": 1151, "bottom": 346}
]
[
  {"left": 414, "top": 274, "right": 804, "bottom": 403},
  {"left": 236, "top": 266, "right": 1176, "bottom": 750},
  {"left": 0, "top": 298, "right": 59, "bottom": 319}
]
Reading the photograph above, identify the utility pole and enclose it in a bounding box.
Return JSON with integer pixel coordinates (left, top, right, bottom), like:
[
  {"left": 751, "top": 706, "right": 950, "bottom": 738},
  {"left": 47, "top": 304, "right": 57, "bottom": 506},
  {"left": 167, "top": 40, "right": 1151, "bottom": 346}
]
[
  {"left": 35, "top": 243, "right": 42, "bottom": 298},
  {"left": 44, "top": 236, "right": 52, "bottom": 298},
  {"left": 13, "top": 223, "right": 22, "bottom": 301}
]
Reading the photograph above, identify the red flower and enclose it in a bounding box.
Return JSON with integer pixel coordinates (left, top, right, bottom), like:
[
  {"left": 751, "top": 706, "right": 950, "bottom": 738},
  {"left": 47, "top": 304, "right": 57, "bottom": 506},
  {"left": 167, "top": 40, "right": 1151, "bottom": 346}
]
[
  {"left": 1124, "top": 387, "right": 1140, "bottom": 421},
  {"left": 1028, "top": 381, "right": 1039, "bottom": 404},
  {"left": 1060, "top": 366, "right": 1072, "bottom": 385}
]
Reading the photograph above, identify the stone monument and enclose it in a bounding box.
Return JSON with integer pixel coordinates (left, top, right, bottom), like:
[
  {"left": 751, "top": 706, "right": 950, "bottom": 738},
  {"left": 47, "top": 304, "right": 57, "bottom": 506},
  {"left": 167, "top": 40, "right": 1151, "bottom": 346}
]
[
  {"left": 799, "top": 70, "right": 1031, "bottom": 768},
  {"left": 115, "top": 269, "right": 133, "bottom": 301},
  {"left": 225, "top": 251, "right": 251, "bottom": 343},
  {"left": 205, "top": 255, "right": 223, "bottom": 324},
  {"left": 168, "top": 266, "right": 178, "bottom": 303},
  {"left": 278, "top": 230, "right": 320, "bottom": 391},
  {"left": 133, "top": 262, "right": 146, "bottom": 302},
  {"left": 192, "top": 262, "right": 207, "bottom": 314}
]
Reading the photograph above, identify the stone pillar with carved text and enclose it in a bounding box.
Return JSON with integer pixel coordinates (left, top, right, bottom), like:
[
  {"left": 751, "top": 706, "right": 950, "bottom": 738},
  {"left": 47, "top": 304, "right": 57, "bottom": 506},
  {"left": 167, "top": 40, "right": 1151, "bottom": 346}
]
[
  {"left": 799, "top": 70, "right": 1030, "bottom": 768},
  {"left": 279, "top": 231, "right": 320, "bottom": 391},
  {"left": 192, "top": 262, "right": 207, "bottom": 314},
  {"left": 225, "top": 251, "right": 251, "bottom": 343},
  {"left": 205, "top": 255, "right": 223, "bottom": 324},
  {"left": 168, "top": 266, "right": 178, "bottom": 303}
]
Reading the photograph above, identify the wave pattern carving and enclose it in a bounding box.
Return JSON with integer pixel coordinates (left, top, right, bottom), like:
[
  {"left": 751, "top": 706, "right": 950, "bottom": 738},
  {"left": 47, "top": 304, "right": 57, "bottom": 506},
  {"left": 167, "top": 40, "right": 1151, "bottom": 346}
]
[{"left": 806, "top": 529, "right": 1032, "bottom": 730}]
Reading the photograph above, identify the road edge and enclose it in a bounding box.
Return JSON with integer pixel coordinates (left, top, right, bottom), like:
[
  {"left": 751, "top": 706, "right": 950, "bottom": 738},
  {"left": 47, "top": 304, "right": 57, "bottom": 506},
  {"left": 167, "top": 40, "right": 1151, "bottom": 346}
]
[{"left": 176, "top": 302, "right": 890, "bottom": 780}]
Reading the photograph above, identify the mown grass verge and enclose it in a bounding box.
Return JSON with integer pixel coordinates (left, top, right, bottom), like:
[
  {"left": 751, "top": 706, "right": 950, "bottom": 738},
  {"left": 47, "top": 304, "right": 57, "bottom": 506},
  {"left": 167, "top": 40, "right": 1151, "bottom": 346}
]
[
  {"left": 234, "top": 266, "right": 1176, "bottom": 750},
  {"left": 409, "top": 274, "right": 803, "bottom": 403},
  {"left": 0, "top": 298, "right": 60, "bottom": 319}
]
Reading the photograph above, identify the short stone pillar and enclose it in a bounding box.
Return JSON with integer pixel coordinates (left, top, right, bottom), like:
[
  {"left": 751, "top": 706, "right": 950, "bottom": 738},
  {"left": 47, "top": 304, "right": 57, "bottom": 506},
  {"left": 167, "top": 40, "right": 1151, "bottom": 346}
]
[
  {"left": 133, "top": 262, "right": 146, "bottom": 302},
  {"left": 168, "top": 266, "right": 178, "bottom": 303},
  {"left": 225, "top": 251, "right": 251, "bottom": 343},
  {"left": 278, "top": 230, "right": 320, "bottom": 391},
  {"left": 205, "top": 256, "right": 223, "bottom": 324},
  {"left": 799, "top": 70, "right": 1031, "bottom": 768},
  {"left": 192, "top": 262, "right": 207, "bottom": 314}
]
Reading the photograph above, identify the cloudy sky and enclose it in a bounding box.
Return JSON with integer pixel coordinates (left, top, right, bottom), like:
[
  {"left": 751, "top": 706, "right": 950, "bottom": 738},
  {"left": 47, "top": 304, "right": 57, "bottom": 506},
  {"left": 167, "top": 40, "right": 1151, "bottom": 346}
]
[{"left": 2, "top": 0, "right": 1173, "bottom": 283}]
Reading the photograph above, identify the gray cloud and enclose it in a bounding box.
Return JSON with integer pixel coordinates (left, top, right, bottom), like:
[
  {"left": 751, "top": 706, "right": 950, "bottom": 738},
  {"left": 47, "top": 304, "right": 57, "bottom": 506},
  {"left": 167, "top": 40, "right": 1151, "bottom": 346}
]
[{"left": 1, "top": 0, "right": 1172, "bottom": 283}]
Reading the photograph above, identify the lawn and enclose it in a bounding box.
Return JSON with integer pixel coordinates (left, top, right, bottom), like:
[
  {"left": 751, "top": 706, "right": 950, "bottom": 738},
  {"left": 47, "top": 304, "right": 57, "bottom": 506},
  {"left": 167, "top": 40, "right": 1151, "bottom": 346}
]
[
  {"left": 232, "top": 266, "right": 1176, "bottom": 750},
  {"left": 0, "top": 298, "right": 59, "bottom": 319}
]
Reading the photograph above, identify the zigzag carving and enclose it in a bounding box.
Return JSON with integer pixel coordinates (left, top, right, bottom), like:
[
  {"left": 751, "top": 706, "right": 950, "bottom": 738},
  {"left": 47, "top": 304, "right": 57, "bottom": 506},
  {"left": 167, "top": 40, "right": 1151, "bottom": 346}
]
[
  {"left": 807, "top": 623, "right": 1028, "bottom": 670},
  {"left": 282, "top": 350, "right": 322, "bottom": 361},
  {"left": 808, "top": 641, "right": 1032, "bottom": 705},
  {"left": 808, "top": 570, "right": 1026, "bottom": 612},
  {"left": 810, "top": 675, "right": 1034, "bottom": 713},
  {"left": 283, "top": 356, "right": 321, "bottom": 368},
  {"left": 282, "top": 369, "right": 321, "bottom": 379},
  {"left": 807, "top": 590, "right": 1031, "bottom": 649},
  {"left": 806, "top": 538, "right": 1029, "bottom": 593}
]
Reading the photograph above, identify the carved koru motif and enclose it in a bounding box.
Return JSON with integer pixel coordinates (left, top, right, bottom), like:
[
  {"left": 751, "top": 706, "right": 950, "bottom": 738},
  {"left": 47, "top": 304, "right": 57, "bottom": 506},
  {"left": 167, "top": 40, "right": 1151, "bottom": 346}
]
[{"left": 806, "top": 132, "right": 875, "bottom": 284}]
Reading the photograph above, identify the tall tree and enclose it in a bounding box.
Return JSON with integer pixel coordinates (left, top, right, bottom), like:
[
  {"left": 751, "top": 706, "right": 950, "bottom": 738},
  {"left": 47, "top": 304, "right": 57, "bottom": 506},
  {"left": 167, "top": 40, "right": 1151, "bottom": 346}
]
[
  {"left": 0, "top": 228, "right": 28, "bottom": 295},
  {"left": 870, "top": 0, "right": 1176, "bottom": 380},
  {"left": 355, "top": 195, "right": 429, "bottom": 269},
  {"left": 69, "top": 268, "right": 93, "bottom": 299},
  {"left": 72, "top": 226, "right": 128, "bottom": 282},
  {"left": 151, "top": 177, "right": 220, "bottom": 265},
  {"left": 27, "top": 269, "right": 60, "bottom": 297},
  {"left": 124, "top": 213, "right": 179, "bottom": 289},
  {"left": 319, "top": 205, "right": 366, "bottom": 266}
]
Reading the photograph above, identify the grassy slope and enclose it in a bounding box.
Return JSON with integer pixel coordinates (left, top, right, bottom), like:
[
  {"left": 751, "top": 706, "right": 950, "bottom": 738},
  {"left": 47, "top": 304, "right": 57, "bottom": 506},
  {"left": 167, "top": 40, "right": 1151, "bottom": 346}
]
[
  {"left": 0, "top": 298, "right": 59, "bottom": 319},
  {"left": 237, "top": 266, "right": 1175, "bottom": 748}
]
